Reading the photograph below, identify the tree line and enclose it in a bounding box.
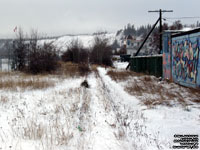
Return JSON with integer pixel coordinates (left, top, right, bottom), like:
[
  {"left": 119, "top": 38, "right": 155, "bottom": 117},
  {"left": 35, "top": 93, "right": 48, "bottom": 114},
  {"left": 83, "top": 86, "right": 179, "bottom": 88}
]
[
  {"left": 116, "top": 20, "right": 200, "bottom": 53},
  {"left": 117, "top": 20, "right": 200, "bottom": 37},
  {"left": 12, "top": 28, "right": 113, "bottom": 74}
]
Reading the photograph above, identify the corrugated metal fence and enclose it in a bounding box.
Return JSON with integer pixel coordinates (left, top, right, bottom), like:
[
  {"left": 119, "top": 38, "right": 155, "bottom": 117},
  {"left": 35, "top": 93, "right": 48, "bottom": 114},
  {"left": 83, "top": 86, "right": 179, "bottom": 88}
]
[{"left": 129, "top": 55, "right": 163, "bottom": 77}]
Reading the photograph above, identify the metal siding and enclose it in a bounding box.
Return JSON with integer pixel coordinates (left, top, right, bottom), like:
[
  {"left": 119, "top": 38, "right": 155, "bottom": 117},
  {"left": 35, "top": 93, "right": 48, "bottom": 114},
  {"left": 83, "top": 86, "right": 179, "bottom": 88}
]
[
  {"left": 130, "top": 56, "right": 162, "bottom": 77},
  {"left": 163, "top": 32, "right": 172, "bottom": 80},
  {"left": 171, "top": 32, "right": 200, "bottom": 88},
  {"left": 196, "top": 37, "right": 200, "bottom": 87}
]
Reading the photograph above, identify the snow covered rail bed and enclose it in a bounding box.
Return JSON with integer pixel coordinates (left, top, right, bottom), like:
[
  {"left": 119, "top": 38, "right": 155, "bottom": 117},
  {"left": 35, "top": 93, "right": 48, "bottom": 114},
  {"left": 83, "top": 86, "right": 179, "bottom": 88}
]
[{"left": 0, "top": 64, "right": 199, "bottom": 150}]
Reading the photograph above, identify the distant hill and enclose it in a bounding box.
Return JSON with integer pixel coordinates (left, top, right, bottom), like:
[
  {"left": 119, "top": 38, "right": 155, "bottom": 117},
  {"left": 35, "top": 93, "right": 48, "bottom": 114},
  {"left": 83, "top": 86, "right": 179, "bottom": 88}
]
[
  {"left": 39, "top": 33, "right": 116, "bottom": 51},
  {"left": 0, "top": 33, "right": 117, "bottom": 58},
  {"left": 0, "top": 33, "right": 116, "bottom": 56}
]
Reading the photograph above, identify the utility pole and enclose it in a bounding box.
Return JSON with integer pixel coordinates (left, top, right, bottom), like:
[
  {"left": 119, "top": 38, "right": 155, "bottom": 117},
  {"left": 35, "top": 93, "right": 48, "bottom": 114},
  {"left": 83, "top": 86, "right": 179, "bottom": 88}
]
[{"left": 148, "top": 9, "right": 173, "bottom": 53}]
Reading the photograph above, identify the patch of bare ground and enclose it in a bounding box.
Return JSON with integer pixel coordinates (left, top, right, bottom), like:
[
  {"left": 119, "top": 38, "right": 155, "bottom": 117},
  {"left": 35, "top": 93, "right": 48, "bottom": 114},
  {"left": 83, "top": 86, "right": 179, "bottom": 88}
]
[{"left": 107, "top": 70, "right": 200, "bottom": 108}]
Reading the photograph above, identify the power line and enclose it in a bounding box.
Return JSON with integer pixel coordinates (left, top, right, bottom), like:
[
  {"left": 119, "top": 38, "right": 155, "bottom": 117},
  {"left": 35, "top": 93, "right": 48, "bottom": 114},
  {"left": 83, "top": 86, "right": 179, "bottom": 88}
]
[
  {"left": 164, "top": 17, "right": 200, "bottom": 20},
  {"left": 163, "top": 18, "right": 174, "bottom": 24}
]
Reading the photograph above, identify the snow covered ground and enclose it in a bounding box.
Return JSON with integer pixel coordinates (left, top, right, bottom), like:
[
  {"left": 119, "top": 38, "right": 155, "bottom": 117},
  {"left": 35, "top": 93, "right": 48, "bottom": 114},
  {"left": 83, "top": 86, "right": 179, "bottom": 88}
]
[{"left": 0, "top": 62, "right": 199, "bottom": 150}]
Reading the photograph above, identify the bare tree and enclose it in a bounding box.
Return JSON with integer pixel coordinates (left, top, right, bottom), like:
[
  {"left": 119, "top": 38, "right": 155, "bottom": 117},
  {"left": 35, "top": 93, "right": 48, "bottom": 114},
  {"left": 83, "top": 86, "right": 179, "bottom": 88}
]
[
  {"left": 12, "top": 27, "right": 27, "bottom": 71},
  {"left": 62, "top": 39, "right": 89, "bottom": 64},
  {"left": 28, "top": 30, "right": 59, "bottom": 74},
  {"left": 90, "top": 33, "right": 113, "bottom": 66}
]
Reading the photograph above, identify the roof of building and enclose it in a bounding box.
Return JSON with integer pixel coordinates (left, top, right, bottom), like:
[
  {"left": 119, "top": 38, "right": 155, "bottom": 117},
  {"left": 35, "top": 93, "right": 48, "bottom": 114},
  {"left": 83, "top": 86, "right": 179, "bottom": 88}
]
[
  {"left": 164, "top": 27, "right": 200, "bottom": 38},
  {"left": 126, "top": 35, "right": 133, "bottom": 40},
  {"left": 172, "top": 27, "right": 200, "bottom": 37}
]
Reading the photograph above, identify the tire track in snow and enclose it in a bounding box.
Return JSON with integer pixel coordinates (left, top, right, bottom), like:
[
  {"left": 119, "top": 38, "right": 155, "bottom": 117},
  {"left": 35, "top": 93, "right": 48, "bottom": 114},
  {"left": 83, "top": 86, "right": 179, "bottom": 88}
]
[
  {"left": 85, "top": 71, "right": 125, "bottom": 150},
  {"left": 68, "top": 67, "right": 157, "bottom": 150},
  {"left": 96, "top": 67, "right": 150, "bottom": 150}
]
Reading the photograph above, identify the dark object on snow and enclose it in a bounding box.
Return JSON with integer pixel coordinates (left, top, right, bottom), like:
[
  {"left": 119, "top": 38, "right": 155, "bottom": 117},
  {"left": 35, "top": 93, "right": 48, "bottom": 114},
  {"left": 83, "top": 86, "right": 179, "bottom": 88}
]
[
  {"left": 81, "top": 80, "right": 90, "bottom": 88},
  {"left": 120, "top": 54, "right": 131, "bottom": 62},
  {"left": 78, "top": 125, "right": 83, "bottom": 132}
]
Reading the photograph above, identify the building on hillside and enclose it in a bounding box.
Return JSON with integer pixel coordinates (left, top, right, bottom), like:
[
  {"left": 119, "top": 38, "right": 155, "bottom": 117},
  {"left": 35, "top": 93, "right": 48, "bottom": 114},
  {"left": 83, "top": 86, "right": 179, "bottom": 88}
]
[
  {"left": 120, "top": 34, "right": 153, "bottom": 56},
  {"left": 121, "top": 35, "right": 136, "bottom": 56},
  {"left": 0, "top": 58, "right": 12, "bottom": 71}
]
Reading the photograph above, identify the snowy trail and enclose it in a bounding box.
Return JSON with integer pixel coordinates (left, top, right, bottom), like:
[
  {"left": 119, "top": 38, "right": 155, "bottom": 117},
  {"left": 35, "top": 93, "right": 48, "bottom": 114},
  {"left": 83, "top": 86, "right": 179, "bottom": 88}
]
[
  {"left": 69, "top": 71, "right": 126, "bottom": 150},
  {"left": 87, "top": 72, "right": 123, "bottom": 150},
  {"left": 72, "top": 67, "right": 143, "bottom": 150},
  {"left": 84, "top": 68, "right": 172, "bottom": 150}
]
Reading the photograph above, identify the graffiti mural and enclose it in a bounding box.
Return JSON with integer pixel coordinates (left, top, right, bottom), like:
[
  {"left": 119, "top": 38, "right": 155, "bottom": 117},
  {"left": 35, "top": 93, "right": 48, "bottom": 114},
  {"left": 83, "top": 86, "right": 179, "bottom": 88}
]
[
  {"left": 172, "top": 36, "right": 199, "bottom": 84},
  {"left": 163, "top": 53, "right": 171, "bottom": 80},
  {"left": 163, "top": 33, "right": 172, "bottom": 80}
]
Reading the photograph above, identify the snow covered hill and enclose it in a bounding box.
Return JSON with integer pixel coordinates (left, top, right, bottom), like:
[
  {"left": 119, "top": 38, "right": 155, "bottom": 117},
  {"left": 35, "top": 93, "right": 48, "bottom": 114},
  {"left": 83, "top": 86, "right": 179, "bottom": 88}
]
[
  {"left": 0, "top": 33, "right": 117, "bottom": 55},
  {"left": 39, "top": 33, "right": 116, "bottom": 51}
]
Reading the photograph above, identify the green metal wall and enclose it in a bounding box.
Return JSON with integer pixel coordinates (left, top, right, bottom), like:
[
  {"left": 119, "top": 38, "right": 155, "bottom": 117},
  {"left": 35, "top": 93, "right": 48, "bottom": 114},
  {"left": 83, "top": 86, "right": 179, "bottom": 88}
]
[{"left": 130, "top": 55, "right": 163, "bottom": 77}]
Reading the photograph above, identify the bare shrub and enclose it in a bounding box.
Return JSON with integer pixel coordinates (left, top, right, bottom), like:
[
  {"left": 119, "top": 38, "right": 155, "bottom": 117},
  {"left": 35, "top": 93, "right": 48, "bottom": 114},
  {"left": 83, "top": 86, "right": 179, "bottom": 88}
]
[
  {"left": 28, "top": 42, "right": 60, "bottom": 74},
  {"left": 61, "top": 49, "right": 73, "bottom": 62},
  {"left": 12, "top": 27, "right": 28, "bottom": 71},
  {"left": 61, "top": 39, "right": 89, "bottom": 64},
  {"left": 12, "top": 29, "right": 60, "bottom": 74},
  {"left": 90, "top": 33, "right": 113, "bottom": 66}
]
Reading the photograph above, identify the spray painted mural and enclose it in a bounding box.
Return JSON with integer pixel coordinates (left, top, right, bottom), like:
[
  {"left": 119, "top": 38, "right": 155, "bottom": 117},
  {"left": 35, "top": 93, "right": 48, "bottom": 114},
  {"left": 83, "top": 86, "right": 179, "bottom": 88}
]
[
  {"left": 163, "top": 32, "right": 172, "bottom": 80},
  {"left": 172, "top": 34, "right": 200, "bottom": 85}
]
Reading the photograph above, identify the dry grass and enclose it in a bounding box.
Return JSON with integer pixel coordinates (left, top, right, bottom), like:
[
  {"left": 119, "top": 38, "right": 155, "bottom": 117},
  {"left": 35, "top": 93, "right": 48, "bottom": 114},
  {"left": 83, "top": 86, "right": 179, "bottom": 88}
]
[
  {"left": 57, "top": 62, "right": 91, "bottom": 77},
  {"left": 0, "top": 72, "right": 13, "bottom": 78},
  {"left": 107, "top": 70, "right": 144, "bottom": 81},
  {"left": 0, "top": 72, "right": 55, "bottom": 90},
  {"left": 90, "top": 64, "right": 98, "bottom": 72},
  {"left": 0, "top": 62, "right": 92, "bottom": 90},
  {"left": 107, "top": 69, "right": 200, "bottom": 108},
  {"left": 0, "top": 95, "right": 9, "bottom": 103},
  {"left": 188, "top": 88, "right": 200, "bottom": 97},
  {"left": 13, "top": 117, "right": 74, "bottom": 146},
  {"left": 0, "top": 79, "right": 54, "bottom": 90}
]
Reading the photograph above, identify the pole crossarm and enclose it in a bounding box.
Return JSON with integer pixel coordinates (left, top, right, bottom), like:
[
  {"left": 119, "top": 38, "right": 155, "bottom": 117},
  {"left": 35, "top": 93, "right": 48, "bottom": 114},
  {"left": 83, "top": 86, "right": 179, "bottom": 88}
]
[
  {"left": 149, "top": 9, "right": 173, "bottom": 54},
  {"left": 148, "top": 10, "right": 173, "bottom": 13},
  {"left": 125, "top": 9, "right": 173, "bottom": 70}
]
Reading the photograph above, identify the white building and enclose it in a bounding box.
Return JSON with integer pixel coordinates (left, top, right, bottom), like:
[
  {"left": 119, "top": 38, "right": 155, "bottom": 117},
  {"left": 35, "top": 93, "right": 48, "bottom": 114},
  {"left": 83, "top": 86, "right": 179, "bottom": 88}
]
[{"left": 0, "top": 58, "right": 12, "bottom": 71}]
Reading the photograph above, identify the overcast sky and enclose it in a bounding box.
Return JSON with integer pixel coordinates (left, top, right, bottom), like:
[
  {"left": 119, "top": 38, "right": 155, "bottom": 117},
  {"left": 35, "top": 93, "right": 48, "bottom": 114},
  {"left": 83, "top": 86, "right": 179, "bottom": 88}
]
[{"left": 0, "top": 0, "right": 200, "bottom": 38}]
